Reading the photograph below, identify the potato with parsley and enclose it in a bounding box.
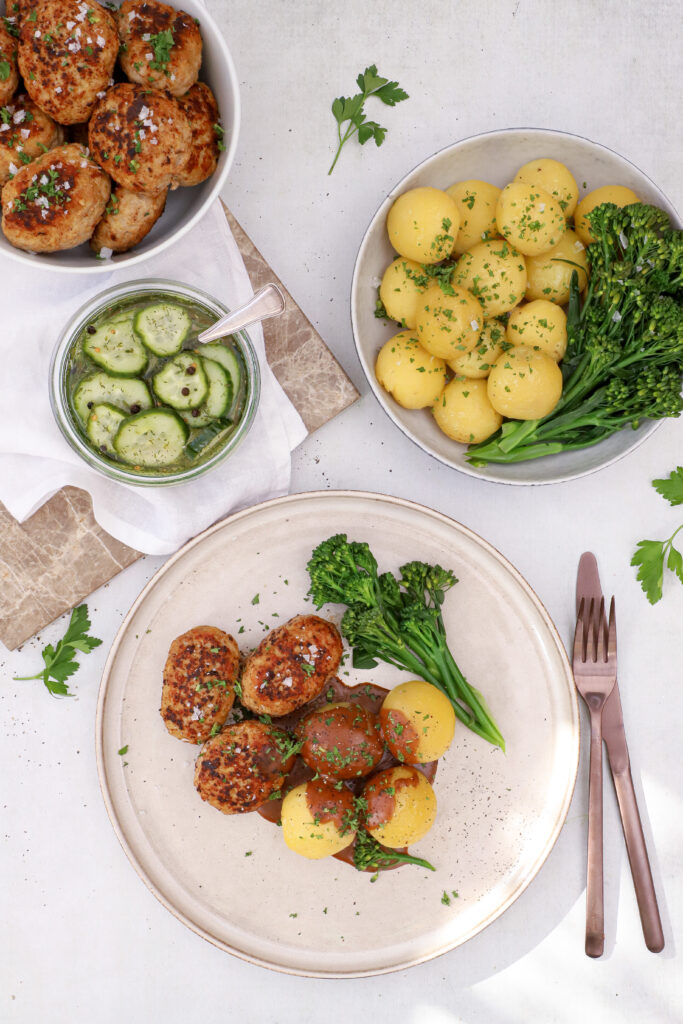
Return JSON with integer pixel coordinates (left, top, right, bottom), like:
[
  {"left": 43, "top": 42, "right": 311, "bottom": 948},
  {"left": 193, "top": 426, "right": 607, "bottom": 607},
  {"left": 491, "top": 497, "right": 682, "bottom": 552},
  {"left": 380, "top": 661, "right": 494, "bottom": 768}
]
[
  {"left": 514, "top": 158, "right": 579, "bottom": 219},
  {"left": 574, "top": 185, "right": 640, "bottom": 246},
  {"left": 379, "top": 257, "right": 427, "bottom": 329},
  {"left": 380, "top": 680, "right": 456, "bottom": 764},
  {"left": 452, "top": 239, "right": 527, "bottom": 316},
  {"left": 375, "top": 331, "right": 447, "bottom": 409},
  {"left": 448, "top": 319, "right": 507, "bottom": 379},
  {"left": 495, "top": 182, "right": 566, "bottom": 256},
  {"left": 487, "top": 344, "right": 563, "bottom": 420},
  {"left": 433, "top": 377, "right": 502, "bottom": 443},
  {"left": 282, "top": 779, "right": 356, "bottom": 860},
  {"left": 506, "top": 301, "right": 568, "bottom": 361},
  {"left": 445, "top": 179, "right": 500, "bottom": 255},
  {"left": 386, "top": 186, "right": 459, "bottom": 264},
  {"left": 363, "top": 765, "right": 437, "bottom": 848},
  {"left": 416, "top": 281, "right": 483, "bottom": 360},
  {"left": 524, "top": 228, "right": 589, "bottom": 304}
]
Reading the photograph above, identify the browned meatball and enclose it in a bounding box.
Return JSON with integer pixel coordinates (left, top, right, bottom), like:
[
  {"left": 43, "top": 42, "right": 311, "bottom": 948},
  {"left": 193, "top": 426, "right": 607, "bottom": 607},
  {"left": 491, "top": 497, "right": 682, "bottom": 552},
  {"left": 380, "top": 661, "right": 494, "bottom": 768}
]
[
  {"left": 160, "top": 625, "right": 239, "bottom": 745},
  {"left": 117, "top": 0, "right": 201, "bottom": 97},
  {"left": 240, "top": 615, "right": 343, "bottom": 718},
  {"left": 90, "top": 183, "right": 166, "bottom": 254},
  {"left": 88, "top": 82, "right": 190, "bottom": 194},
  {"left": 2, "top": 142, "right": 109, "bottom": 252},
  {"left": 298, "top": 702, "right": 385, "bottom": 781},
  {"left": 194, "top": 720, "right": 296, "bottom": 815},
  {"left": 18, "top": 0, "right": 118, "bottom": 125},
  {"left": 0, "top": 18, "right": 19, "bottom": 106},
  {"left": 174, "top": 81, "right": 220, "bottom": 188},
  {"left": 0, "top": 93, "right": 64, "bottom": 187}
]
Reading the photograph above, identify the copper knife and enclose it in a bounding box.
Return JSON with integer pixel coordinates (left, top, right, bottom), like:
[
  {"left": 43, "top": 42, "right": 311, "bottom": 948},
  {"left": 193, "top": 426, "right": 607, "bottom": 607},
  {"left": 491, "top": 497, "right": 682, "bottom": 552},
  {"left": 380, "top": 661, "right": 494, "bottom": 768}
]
[{"left": 576, "top": 552, "right": 664, "bottom": 952}]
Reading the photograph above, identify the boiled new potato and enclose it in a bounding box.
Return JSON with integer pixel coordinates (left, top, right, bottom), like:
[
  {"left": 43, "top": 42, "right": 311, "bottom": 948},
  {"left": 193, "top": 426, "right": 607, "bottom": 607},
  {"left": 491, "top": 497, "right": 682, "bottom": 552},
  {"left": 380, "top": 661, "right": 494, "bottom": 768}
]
[
  {"left": 495, "top": 182, "right": 566, "bottom": 255},
  {"left": 281, "top": 779, "right": 356, "bottom": 859},
  {"left": 506, "top": 300, "right": 568, "bottom": 361},
  {"left": 363, "top": 765, "right": 437, "bottom": 848},
  {"left": 448, "top": 318, "right": 507, "bottom": 379},
  {"left": 380, "top": 680, "right": 456, "bottom": 764},
  {"left": 433, "top": 377, "right": 502, "bottom": 443},
  {"left": 416, "top": 282, "right": 484, "bottom": 360},
  {"left": 525, "top": 228, "right": 589, "bottom": 304},
  {"left": 379, "top": 257, "right": 427, "bottom": 329},
  {"left": 445, "top": 179, "right": 500, "bottom": 255},
  {"left": 375, "top": 331, "right": 447, "bottom": 409},
  {"left": 574, "top": 185, "right": 640, "bottom": 246},
  {"left": 487, "top": 345, "right": 563, "bottom": 420},
  {"left": 453, "top": 239, "right": 527, "bottom": 316},
  {"left": 514, "top": 158, "right": 579, "bottom": 219},
  {"left": 386, "top": 187, "right": 460, "bottom": 264}
]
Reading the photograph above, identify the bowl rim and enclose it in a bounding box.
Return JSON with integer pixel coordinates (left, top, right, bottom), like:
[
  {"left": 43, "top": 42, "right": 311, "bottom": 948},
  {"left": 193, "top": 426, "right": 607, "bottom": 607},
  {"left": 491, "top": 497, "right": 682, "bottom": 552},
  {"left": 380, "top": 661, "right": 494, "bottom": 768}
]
[
  {"left": 350, "top": 126, "right": 682, "bottom": 487},
  {"left": 0, "top": 0, "right": 241, "bottom": 275},
  {"left": 49, "top": 277, "right": 261, "bottom": 486}
]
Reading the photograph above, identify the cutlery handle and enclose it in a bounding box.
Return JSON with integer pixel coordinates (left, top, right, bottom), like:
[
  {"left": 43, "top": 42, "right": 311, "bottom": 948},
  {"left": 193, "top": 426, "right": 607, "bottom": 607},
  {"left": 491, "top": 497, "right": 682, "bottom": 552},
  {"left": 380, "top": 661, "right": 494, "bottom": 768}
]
[
  {"left": 586, "top": 709, "right": 605, "bottom": 957},
  {"left": 611, "top": 764, "right": 665, "bottom": 952}
]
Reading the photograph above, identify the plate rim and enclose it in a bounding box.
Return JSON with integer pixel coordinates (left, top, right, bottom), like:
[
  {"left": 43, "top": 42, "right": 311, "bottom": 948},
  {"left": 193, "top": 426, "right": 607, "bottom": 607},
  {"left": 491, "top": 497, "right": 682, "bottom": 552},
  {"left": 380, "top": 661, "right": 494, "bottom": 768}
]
[
  {"left": 95, "top": 489, "right": 580, "bottom": 977},
  {"left": 350, "top": 126, "right": 681, "bottom": 486}
]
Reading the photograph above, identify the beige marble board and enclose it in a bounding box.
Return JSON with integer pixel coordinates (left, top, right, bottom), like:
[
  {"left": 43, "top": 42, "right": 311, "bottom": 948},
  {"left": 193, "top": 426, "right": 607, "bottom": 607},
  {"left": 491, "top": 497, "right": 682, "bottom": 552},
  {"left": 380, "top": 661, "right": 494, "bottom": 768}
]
[{"left": 0, "top": 208, "right": 359, "bottom": 651}]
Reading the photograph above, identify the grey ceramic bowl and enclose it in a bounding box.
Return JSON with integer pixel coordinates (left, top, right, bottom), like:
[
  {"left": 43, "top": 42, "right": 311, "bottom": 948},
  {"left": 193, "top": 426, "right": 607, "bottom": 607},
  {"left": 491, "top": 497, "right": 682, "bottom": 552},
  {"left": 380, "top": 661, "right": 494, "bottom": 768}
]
[
  {"left": 0, "top": 0, "right": 240, "bottom": 274},
  {"left": 351, "top": 128, "right": 680, "bottom": 486}
]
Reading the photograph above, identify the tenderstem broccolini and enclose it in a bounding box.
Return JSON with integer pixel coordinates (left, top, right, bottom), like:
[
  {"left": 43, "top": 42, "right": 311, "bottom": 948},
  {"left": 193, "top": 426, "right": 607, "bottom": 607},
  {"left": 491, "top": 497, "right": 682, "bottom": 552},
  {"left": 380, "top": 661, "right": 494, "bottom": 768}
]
[
  {"left": 306, "top": 534, "right": 504, "bottom": 750},
  {"left": 468, "top": 202, "right": 683, "bottom": 465}
]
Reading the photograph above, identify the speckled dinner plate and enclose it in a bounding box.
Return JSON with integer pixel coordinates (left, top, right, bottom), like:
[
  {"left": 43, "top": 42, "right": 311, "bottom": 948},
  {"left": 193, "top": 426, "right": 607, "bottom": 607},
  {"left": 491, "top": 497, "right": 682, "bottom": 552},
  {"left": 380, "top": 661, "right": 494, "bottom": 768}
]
[{"left": 96, "top": 491, "right": 579, "bottom": 977}]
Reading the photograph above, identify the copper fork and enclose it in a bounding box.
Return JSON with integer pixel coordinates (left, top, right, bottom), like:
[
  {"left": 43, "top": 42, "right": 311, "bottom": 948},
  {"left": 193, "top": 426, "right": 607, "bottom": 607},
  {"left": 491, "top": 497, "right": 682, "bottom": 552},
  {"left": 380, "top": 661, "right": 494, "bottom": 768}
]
[{"left": 573, "top": 596, "right": 618, "bottom": 958}]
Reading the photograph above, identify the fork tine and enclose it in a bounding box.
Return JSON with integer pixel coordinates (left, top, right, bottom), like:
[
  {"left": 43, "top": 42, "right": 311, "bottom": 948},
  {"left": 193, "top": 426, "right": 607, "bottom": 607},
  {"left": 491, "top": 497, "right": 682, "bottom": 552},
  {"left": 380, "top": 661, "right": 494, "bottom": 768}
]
[
  {"left": 594, "top": 597, "right": 607, "bottom": 662},
  {"left": 607, "top": 596, "right": 617, "bottom": 664},
  {"left": 574, "top": 597, "right": 586, "bottom": 662}
]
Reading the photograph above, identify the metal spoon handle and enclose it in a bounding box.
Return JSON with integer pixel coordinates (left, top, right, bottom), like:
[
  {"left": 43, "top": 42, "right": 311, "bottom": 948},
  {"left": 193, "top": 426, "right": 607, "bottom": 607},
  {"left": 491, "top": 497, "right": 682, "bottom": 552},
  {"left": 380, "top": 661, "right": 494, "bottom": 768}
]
[{"left": 197, "top": 283, "right": 286, "bottom": 344}]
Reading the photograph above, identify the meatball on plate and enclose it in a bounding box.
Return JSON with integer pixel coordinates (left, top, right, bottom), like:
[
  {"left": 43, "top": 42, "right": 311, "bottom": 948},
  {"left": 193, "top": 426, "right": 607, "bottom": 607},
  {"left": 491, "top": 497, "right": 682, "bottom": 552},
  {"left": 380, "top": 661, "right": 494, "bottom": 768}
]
[
  {"left": 2, "top": 143, "right": 109, "bottom": 252},
  {"left": 118, "top": 0, "right": 202, "bottom": 97},
  {"left": 18, "top": 0, "right": 118, "bottom": 125},
  {"left": 240, "top": 614, "right": 344, "bottom": 718},
  {"left": 89, "top": 82, "right": 190, "bottom": 194},
  {"left": 0, "top": 0, "right": 239, "bottom": 272}
]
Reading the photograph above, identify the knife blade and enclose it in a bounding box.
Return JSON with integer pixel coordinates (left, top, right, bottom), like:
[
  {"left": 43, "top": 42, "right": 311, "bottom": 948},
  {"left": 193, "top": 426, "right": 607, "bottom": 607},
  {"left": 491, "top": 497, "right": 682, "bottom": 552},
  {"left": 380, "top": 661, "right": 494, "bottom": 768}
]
[{"left": 576, "top": 552, "right": 664, "bottom": 952}]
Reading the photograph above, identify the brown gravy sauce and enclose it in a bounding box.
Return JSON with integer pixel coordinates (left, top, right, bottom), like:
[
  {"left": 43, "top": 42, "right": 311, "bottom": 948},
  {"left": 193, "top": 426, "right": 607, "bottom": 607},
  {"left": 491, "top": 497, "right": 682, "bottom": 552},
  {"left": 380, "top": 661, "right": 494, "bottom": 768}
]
[{"left": 256, "top": 678, "right": 437, "bottom": 871}]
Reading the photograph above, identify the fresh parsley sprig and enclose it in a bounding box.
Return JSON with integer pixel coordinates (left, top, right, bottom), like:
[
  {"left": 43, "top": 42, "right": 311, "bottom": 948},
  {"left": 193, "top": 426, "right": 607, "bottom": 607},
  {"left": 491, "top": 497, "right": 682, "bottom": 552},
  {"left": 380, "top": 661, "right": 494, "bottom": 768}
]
[
  {"left": 13, "top": 604, "right": 102, "bottom": 696},
  {"left": 632, "top": 468, "right": 683, "bottom": 604},
  {"left": 328, "top": 65, "right": 408, "bottom": 175}
]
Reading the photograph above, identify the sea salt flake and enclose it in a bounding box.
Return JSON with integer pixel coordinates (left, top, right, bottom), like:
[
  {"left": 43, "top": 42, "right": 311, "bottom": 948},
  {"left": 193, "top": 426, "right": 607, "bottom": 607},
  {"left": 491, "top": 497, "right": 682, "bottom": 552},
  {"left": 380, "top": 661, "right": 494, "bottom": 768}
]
[
  {"left": 20, "top": 128, "right": 30, "bottom": 139},
  {"left": 612, "top": 310, "right": 622, "bottom": 323},
  {"left": 470, "top": 319, "right": 479, "bottom": 331},
  {"left": 538, "top": 202, "right": 545, "bottom": 212},
  {"left": 12, "top": 110, "right": 26, "bottom": 124},
  {"left": 619, "top": 231, "right": 628, "bottom": 249}
]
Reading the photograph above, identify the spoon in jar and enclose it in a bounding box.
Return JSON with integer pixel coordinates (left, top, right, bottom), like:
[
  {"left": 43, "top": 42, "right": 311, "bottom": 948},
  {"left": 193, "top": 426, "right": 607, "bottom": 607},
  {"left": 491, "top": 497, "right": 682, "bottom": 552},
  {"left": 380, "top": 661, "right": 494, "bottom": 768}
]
[{"left": 196, "top": 283, "right": 286, "bottom": 344}]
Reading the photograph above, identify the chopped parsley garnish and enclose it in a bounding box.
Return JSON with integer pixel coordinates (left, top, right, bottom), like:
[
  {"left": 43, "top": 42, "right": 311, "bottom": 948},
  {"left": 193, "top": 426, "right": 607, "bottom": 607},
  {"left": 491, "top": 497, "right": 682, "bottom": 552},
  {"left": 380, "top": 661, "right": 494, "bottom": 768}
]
[
  {"left": 149, "top": 28, "right": 174, "bottom": 72},
  {"left": 213, "top": 122, "right": 226, "bottom": 152},
  {"left": 0, "top": 60, "right": 11, "bottom": 82}
]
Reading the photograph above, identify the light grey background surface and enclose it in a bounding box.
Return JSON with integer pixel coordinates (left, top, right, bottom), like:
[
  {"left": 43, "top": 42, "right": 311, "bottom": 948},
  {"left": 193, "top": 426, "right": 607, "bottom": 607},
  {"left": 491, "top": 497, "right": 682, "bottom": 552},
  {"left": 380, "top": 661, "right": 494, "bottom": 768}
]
[{"left": 2, "top": 1, "right": 682, "bottom": 1021}]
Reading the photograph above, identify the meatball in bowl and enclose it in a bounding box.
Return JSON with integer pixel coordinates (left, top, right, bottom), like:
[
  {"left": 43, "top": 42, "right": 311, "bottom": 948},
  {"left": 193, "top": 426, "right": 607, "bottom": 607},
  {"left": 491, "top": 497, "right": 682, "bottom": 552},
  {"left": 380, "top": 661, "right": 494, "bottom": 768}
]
[{"left": 0, "top": 0, "right": 239, "bottom": 273}]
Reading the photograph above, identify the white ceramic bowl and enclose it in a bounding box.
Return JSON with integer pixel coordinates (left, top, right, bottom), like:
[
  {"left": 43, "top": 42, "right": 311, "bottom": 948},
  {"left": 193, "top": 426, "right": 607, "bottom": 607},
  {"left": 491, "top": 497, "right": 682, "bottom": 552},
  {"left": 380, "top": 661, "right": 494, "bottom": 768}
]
[
  {"left": 351, "top": 128, "right": 681, "bottom": 486},
  {"left": 0, "top": 0, "right": 240, "bottom": 273}
]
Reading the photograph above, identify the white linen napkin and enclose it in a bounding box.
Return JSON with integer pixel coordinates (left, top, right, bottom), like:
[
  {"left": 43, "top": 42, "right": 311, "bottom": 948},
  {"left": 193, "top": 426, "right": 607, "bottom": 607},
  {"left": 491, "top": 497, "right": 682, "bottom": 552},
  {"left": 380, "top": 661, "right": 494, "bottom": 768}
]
[{"left": 0, "top": 199, "right": 307, "bottom": 554}]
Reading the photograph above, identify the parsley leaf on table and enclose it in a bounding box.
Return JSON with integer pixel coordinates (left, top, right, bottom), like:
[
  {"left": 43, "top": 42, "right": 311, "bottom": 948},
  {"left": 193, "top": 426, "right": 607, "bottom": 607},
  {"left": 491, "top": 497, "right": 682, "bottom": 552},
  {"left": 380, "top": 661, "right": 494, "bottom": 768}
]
[
  {"left": 631, "top": 469, "right": 683, "bottom": 603},
  {"left": 328, "top": 65, "right": 408, "bottom": 174},
  {"left": 13, "top": 604, "right": 102, "bottom": 697},
  {"left": 652, "top": 466, "right": 683, "bottom": 506}
]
